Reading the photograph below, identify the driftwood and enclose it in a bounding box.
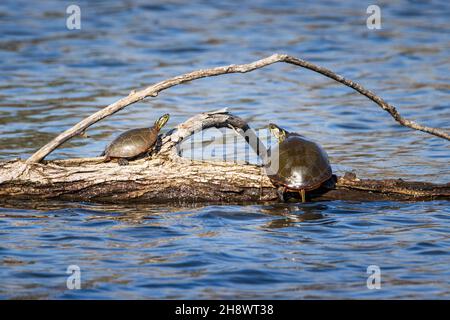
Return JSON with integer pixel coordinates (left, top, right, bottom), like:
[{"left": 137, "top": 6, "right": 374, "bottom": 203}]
[
  {"left": 0, "top": 54, "right": 448, "bottom": 204},
  {"left": 0, "top": 110, "right": 448, "bottom": 204}
]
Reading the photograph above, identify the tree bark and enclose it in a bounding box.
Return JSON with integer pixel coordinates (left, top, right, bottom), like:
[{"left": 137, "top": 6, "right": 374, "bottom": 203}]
[
  {"left": 2, "top": 54, "right": 449, "bottom": 204},
  {"left": 1, "top": 110, "right": 448, "bottom": 204}
]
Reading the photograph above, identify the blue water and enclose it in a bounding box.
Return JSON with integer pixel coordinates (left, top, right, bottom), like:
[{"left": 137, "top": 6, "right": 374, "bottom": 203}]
[{"left": 0, "top": 0, "right": 449, "bottom": 299}]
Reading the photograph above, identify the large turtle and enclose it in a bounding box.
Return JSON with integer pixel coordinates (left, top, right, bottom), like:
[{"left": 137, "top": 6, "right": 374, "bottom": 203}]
[
  {"left": 266, "top": 123, "right": 333, "bottom": 202},
  {"left": 101, "top": 114, "right": 169, "bottom": 165}
]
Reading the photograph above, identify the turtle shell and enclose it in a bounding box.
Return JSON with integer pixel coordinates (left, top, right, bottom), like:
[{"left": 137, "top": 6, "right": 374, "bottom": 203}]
[
  {"left": 266, "top": 133, "right": 332, "bottom": 191},
  {"left": 104, "top": 127, "right": 158, "bottom": 159}
]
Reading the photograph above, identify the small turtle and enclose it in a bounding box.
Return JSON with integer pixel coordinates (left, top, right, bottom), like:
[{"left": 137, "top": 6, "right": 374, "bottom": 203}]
[
  {"left": 266, "top": 123, "right": 333, "bottom": 202},
  {"left": 101, "top": 114, "right": 170, "bottom": 165}
]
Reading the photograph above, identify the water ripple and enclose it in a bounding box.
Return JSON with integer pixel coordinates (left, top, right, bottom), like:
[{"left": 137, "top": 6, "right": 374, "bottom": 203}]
[{"left": 0, "top": 0, "right": 449, "bottom": 299}]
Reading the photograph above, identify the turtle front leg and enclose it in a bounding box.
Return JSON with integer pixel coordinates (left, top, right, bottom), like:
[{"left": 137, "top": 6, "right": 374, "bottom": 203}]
[
  {"left": 146, "top": 146, "right": 156, "bottom": 158},
  {"left": 299, "top": 189, "right": 306, "bottom": 203},
  {"left": 277, "top": 186, "right": 286, "bottom": 202},
  {"left": 118, "top": 158, "right": 129, "bottom": 166}
]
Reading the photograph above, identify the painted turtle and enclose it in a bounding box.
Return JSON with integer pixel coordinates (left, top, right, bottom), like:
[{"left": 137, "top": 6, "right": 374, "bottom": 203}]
[
  {"left": 101, "top": 114, "right": 170, "bottom": 165},
  {"left": 266, "top": 123, "right": 333, "bottom": 202}
]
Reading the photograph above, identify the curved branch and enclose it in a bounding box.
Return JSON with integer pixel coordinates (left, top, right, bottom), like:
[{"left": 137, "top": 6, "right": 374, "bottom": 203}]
[
  {"left": 26, "top": 53, "right": 449, "bottom": 163},
  {"left": 158, "top": 108, "right": 267, "bottom": 162},
  {"left": 282, "top": 56, "right": 450, "bottom": 140}
]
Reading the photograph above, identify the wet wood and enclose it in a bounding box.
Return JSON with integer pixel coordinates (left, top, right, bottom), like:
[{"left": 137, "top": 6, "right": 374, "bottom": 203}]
[
  {"left": 0, "top": 158, "right": 448, "bottom": 204},
  {"left": 1, "top": 111, "right": 448, "bottom": 204}
]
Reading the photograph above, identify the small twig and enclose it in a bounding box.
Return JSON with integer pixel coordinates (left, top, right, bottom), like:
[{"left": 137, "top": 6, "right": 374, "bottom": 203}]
[{"left": 26, "top": 53, "right": 449, "bottom": 163}]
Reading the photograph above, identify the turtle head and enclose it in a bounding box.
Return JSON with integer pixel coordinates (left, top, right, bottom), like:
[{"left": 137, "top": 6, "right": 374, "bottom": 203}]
[
  {"left": 155, "top": 114, "right": 170, "bottom": 130},
  {"left": 268, "top": 123, "right": 288, "bottom": 142}
]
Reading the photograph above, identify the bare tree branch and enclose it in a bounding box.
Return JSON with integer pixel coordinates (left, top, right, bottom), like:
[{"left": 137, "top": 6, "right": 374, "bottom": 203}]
[
  {"left": 283, "top": 56, "right": 450, "bottom": 141},
  {"left": 25, "top": 53, "right": 449, "bottom": 164}
]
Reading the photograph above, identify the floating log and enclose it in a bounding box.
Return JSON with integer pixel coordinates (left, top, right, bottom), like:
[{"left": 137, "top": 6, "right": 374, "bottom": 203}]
[
  {"left": 0, "top": 110, "right": 448, "bottom": 204},
  {"left": 1, "top": 54, "right": 448, "bottom": 204}
]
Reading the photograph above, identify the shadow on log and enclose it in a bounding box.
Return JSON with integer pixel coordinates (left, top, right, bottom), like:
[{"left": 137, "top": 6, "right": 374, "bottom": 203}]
[{"left": 0, "top": 110, "right": 448, "bottom": 204}]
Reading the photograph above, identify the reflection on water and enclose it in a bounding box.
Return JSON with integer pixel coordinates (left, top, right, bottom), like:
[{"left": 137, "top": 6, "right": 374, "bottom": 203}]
[
  {"left": 0, "top": 201, "right": 449, "bottom": 299},
  {"left": 0, "top": 0, "right": 449, "bottom": 299},
  {"left": 259, "top": 203, "right": 331, "bottom": 229}
]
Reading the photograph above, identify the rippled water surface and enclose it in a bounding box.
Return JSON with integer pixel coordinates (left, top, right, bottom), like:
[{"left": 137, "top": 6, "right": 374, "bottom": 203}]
[{"left": 0, "top": 0, "right": 449, "bottom": 299}]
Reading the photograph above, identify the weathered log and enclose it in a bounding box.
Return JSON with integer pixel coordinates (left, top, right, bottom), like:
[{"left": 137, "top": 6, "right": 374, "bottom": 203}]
[
  {"left": 2, "top": 53, "right": 449, "bottom": 204},
  {"left": 1, "top": 111, "right": 448, "bottom": 204}
]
